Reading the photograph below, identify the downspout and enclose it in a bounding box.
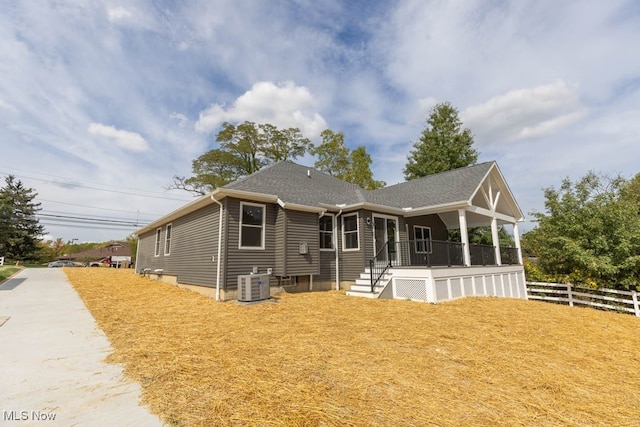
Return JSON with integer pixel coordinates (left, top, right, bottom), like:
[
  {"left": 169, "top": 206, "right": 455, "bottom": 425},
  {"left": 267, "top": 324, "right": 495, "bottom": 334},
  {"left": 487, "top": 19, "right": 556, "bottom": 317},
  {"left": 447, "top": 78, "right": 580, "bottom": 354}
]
[
  {"left": 334, "top": 209, "right": 342, "bottom": 290},
  {"left": 134, "top": 234, "right": 141, "bottom": 273},
  {"left": 211, "top": 196, "right": 224, "bottom": 301},
  {"left": 314, "top": 210, "right": 326, "bottom": 293}
]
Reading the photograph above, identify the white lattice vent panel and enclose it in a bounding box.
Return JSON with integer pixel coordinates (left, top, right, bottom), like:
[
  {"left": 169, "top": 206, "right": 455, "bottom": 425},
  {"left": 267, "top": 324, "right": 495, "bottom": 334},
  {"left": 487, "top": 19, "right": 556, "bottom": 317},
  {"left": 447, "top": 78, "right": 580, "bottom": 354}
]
[{"left": 394, "top": 279, "right": 428, "bottom": 301}]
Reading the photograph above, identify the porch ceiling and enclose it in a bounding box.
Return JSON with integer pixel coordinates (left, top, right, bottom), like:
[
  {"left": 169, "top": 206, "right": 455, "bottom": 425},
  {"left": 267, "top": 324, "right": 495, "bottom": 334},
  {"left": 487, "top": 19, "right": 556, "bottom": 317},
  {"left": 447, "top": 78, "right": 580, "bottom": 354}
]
[{"left": 439, "top": 210, "right": 515, "bottom": 229}]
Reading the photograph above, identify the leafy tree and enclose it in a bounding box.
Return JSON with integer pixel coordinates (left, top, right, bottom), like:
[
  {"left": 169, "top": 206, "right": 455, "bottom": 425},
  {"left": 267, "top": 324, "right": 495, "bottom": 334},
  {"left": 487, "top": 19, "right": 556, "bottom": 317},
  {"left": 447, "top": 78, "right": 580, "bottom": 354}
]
[
  {"left": 260, "top": 124, "right": 313, "bottom": 163},
  {"left": 0, "top": 175, "right": 46, "bottom": 260},
  {"left": 125, "top": 234, "right": 138, "bottom": 263},
  {"left": 343, "top": 146, "right": 385, "bottom": 190},
  {"left": 311, "top": 129, "right": 350, "bottom": 178},
  {"left": 449, "top": 227, "right": 514, "bottom": 247},
  {"left": 170, "top": 121, "right": 312, "bottom": 195},
  {"left": 404, "top": 102, "right": 478, "bottom": 180},
  {"left": 522, "top": 172, "right": 640, "bottom": 289},
  {"left": 311, "top": 129, "right": 385, "bottom": 190}
]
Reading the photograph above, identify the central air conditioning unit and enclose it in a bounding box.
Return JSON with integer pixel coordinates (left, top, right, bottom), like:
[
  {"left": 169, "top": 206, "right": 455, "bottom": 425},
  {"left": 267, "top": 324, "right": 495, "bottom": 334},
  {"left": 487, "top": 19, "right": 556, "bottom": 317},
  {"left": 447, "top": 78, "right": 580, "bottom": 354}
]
[{"left": 237, "top": 274, "right": 270, "bottom": 302}]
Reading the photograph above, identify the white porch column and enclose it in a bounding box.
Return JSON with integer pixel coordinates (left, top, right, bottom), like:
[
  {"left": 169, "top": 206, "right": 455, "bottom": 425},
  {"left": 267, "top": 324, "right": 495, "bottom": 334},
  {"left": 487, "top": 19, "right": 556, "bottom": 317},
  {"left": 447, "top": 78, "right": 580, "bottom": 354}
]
[
  {"left": 513, "top": 222, "right": 524, "bottom": 265},
  {"left": 458, "top": 209, "right": 471, "bottom": 266},
  {"left": 491, "top": 217, "right": 502, "bottom": 266}
]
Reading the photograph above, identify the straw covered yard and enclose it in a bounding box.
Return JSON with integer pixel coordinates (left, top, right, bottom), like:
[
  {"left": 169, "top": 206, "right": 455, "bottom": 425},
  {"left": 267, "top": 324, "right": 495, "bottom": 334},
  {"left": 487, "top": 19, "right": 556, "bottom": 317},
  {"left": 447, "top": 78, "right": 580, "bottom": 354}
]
[{"left": 64, "top": 268, "right": 640, "bottom": 426}]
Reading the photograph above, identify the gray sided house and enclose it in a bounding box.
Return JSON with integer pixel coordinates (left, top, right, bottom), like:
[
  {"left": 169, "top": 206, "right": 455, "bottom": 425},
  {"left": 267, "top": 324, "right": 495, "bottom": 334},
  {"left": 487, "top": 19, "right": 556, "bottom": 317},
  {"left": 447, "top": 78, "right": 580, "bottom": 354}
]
[{"left": 135, "top": 161, "right": 527, "bottom": 303}]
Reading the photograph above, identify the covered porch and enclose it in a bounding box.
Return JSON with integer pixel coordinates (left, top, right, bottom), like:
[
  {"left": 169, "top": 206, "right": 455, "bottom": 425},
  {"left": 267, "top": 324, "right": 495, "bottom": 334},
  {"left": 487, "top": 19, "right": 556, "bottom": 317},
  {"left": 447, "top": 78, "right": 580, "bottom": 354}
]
[{"left": 347, "top": 163, "right": 526, "bottom": 302}]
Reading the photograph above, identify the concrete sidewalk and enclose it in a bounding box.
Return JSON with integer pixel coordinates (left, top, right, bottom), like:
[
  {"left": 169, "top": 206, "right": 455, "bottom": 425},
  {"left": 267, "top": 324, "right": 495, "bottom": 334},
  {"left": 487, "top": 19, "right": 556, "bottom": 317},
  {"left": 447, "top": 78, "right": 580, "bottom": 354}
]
[{"left": 0, "top": 268, "right": 165, "bottom": 426}]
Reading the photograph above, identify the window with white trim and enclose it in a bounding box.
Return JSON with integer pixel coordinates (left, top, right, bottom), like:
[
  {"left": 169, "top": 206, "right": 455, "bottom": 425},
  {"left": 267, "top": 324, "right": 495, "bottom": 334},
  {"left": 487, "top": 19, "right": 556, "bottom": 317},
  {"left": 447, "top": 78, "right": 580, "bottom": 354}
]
[
  {"left": 319, "top": 214, "right": 334, "bottom": 250},
  {"left": 154, "top": 228, "right": 162, "bottom": 257},
  {"left": 239, "top": 202, "right": 265, "bottom": 249},
  {"left": 342, "top": 213, "right": 359, "bottom": 251},
  {"left": 164, "top": 223, "right": 172, "bottom": 255},
  {"left": 414, "top": 225, "right": 432, "bottom": 253}
]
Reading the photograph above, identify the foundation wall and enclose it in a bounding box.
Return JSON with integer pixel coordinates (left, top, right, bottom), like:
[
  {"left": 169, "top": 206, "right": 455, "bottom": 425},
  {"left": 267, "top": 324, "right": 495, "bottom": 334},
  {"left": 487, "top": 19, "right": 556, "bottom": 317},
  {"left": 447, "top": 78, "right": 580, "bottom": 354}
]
[{"left": 142, "top": 274, "right": 356, "bottom": 301}]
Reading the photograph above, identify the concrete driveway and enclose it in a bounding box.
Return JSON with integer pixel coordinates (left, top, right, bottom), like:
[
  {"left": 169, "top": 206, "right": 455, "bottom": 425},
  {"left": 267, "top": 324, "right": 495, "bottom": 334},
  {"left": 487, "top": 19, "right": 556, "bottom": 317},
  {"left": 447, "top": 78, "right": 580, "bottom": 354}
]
[{"left": 0, "top": 268, "right": 164, "bottom": 426}]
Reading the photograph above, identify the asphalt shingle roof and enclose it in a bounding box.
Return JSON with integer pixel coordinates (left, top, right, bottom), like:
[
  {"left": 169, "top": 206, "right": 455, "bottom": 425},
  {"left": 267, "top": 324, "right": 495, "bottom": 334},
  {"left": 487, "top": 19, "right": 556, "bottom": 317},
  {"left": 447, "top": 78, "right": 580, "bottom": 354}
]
[
  {"left": 224, "top": 161, "right": 366, "bottom": 206},
  {"left": 223, "top": 160, "right": 495, "bottom": 210},
  {"left": 370, "top": 162, "right": 494, "bottom": 208}
]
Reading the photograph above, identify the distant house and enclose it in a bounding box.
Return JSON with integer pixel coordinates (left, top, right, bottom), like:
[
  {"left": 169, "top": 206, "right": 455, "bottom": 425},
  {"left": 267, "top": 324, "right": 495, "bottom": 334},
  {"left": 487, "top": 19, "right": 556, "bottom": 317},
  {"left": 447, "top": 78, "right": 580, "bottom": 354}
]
[
  {"left": 134, "top": 161, "right": 526, "bottom": 303},
  {"left": 62, "top": 241, "right": 132, "bottom": 267}
]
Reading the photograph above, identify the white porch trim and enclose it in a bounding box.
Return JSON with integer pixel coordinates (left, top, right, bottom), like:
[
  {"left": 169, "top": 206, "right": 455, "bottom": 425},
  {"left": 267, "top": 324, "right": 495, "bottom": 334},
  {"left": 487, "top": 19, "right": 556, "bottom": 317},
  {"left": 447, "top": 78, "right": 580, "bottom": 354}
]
[
  {"left": 458, "top": 209, "right": 471, "bottom": 266},
  {"left": 491, "top": 217, "right": 502, "bottom": 266},
  {"left": 513, "top": 222, "right": 523, "bottom": 265}
]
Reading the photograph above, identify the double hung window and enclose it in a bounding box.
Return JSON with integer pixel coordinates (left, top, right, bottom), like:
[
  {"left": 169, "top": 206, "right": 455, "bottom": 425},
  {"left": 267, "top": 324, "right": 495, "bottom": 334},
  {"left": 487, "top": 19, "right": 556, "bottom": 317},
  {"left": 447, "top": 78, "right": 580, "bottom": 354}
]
[
  {"left": 342, "top": 213, "right": 359, "bottom": 251},
  {"left": 240, "top": 202, "right": 265, "bottom": 249},
  {"left": 319, "top": 215, "right": 334, "bottom": 250},
  {"left": 164, "top": 224, "right": 172, "bottom": 255},
  {"left": 154, "top": 228, "right": 162, "bottom": 257},
  {"left": 414, "top": 225, "right": 432, "bottom": 253}
]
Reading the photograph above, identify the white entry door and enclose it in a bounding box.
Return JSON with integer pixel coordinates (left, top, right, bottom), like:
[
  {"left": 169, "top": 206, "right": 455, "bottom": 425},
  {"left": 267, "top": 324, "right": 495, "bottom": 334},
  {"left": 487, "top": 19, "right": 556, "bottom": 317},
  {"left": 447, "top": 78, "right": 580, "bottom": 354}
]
[{"left": 373, "top": 215, "right": 399, "bottom": 264}]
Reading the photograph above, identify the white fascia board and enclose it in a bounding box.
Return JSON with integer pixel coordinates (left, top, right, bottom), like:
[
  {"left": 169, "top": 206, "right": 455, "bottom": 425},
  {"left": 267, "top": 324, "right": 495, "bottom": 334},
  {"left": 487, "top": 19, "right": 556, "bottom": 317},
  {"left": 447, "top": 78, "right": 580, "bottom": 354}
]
[
  {"left": 469, "top": 163, "right": 525, "bottom": 221},
  {"left": 277, "top": 198, "right": 326, "bottom": 213},
  {"left": 214, "top": 188, "right": 279, "bottom": 204},
  {"left": 319, "top": 201, "right": 472, "bottom": 217},
  {"left": 321, "top": 202, "right": 404, "bottom": 215},
  {"left": 135, "top": 188, "right": 280, "bottom": 236},
  {"left": 400, "top": 202, "right": 469, "bottom": 217},
  {"left": 134, "top": 192, "right": 215, "bottom": 236},
  {"left": 466, "top": 205, "right": 521, "bottom": 223}
]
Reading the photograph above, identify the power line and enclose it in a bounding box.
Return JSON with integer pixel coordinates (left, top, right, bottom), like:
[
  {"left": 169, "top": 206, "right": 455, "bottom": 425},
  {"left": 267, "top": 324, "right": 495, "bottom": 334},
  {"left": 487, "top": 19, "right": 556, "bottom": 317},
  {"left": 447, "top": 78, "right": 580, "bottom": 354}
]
[
  {"left": 40, "top": 221, "right": 139, "bottom": 231},
  {"left": 0, "top": 165, "right": 192, "bottom": 200},
  {"left": 38, "top": 198, "right": 165, "bottom": 217},
  {"left": 0, "top": 171, "right": 193, "bottom": 201},
  {"left": 40, "top": 209, "right": 154, "bottom": 223},
  {"left": 38, "top": 213, "right": 141, "bottom": 227}
]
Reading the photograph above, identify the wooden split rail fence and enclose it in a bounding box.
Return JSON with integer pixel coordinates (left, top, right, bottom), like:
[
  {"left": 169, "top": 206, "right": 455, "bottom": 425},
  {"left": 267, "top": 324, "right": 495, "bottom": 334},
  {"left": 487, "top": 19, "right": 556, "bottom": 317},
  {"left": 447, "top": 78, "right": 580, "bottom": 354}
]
[{"left": 526, "top": 282, "right": 640, "bottom": 317}]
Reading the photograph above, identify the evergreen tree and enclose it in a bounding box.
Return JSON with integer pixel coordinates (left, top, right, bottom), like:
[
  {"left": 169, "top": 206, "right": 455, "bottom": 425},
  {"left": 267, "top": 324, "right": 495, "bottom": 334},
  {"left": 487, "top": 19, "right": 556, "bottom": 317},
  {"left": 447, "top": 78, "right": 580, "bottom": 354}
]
[
  {"left": 404, "top": 102, "right": 478, "bottom": 179},
  {"left": 0, "top": 175, "right": 45, "bottom": 260}
]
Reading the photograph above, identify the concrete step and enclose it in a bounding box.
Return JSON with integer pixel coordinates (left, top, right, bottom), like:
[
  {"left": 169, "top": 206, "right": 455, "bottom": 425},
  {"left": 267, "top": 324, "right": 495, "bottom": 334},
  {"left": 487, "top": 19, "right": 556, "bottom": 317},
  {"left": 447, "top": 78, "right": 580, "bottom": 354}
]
[
  {"left": 350, "top": 283, "right": 385, "bottom": 293},
  {"left": 358, "top": 271, "right": 392, "bottom": 280},
  {"left": 345, "top": 289, "right": 380, "bottom": 299}
]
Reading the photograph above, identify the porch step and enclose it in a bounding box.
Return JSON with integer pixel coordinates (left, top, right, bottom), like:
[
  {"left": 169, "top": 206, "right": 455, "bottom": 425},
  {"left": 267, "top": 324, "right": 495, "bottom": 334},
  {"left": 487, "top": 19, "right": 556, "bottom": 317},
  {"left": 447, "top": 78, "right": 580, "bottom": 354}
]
[
  {"left": 347, "top": 269, "right": 393, "bottom": 299},
  {"left": 345, "top": 289, "right": 380, "bottom": 299},
  {"left": 350, "top": 283, "right": 386, "bottom": 293},
  {"left": 358, "top": 270, "right": 392, "bottom": 281}
]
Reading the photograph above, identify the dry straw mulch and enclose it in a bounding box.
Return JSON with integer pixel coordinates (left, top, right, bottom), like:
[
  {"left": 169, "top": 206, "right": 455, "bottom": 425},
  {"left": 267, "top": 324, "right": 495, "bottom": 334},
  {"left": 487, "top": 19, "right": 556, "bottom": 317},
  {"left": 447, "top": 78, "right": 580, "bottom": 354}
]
[{"left": 65, "top": 268, "right": 640, "bottom": 426}]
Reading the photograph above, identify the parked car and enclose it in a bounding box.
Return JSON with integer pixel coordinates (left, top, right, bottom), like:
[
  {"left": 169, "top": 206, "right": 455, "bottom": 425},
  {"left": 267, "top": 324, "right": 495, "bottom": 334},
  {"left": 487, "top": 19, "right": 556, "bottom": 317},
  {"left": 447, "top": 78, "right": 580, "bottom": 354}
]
[
  {"left": 89, "top": 258, "right": 110, "bottom": 267},
  {"left": 47, "top": 260, "right": 84, "bottom": 268}
]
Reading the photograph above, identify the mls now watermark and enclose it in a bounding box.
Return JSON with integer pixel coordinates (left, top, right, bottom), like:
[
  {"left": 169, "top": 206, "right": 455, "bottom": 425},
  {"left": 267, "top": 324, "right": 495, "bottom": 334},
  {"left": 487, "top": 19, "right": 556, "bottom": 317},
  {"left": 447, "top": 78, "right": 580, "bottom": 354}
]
[{"left": 3, "top": 410, "right": 57, "bottom": 421}]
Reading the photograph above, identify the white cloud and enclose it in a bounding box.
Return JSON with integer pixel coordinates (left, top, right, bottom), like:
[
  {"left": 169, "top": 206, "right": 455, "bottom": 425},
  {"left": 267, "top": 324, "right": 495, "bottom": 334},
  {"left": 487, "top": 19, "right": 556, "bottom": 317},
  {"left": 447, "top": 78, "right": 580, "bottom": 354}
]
[
  {"left": 170, "top": 112, "right": 188, "bottom": 128},
  {"left": 0, "top": 98, "right": 17, "bottom": 112},
  {"left": 107, "top": 6, "right": 132, "bottom": 22},
  {"left": 410, "top": 97, "right": 439, "bottom": 125},
  {"left": 462, "top": 80, "right": 586, "bottom": 145},
  {"left": 195, "top": 81, "right": 327, "bottom": 138},
  {"left": 88, "top": 123, "right": 150, "bottom": 152}
]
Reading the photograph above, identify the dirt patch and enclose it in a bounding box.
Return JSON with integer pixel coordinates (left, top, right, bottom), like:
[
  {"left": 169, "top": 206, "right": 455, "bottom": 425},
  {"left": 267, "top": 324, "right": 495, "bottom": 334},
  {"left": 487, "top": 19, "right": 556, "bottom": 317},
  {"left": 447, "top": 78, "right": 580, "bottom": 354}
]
[{"left": 65, "top": 268, "right": 640, "bottom": 426}]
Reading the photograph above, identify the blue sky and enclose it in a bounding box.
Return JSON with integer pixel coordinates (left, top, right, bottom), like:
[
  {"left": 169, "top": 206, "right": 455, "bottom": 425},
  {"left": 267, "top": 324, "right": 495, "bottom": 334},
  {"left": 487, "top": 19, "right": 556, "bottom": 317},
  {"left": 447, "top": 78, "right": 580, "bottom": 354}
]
[{"left": 1, "top": 0, "right": 639, "bottom": 243}]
